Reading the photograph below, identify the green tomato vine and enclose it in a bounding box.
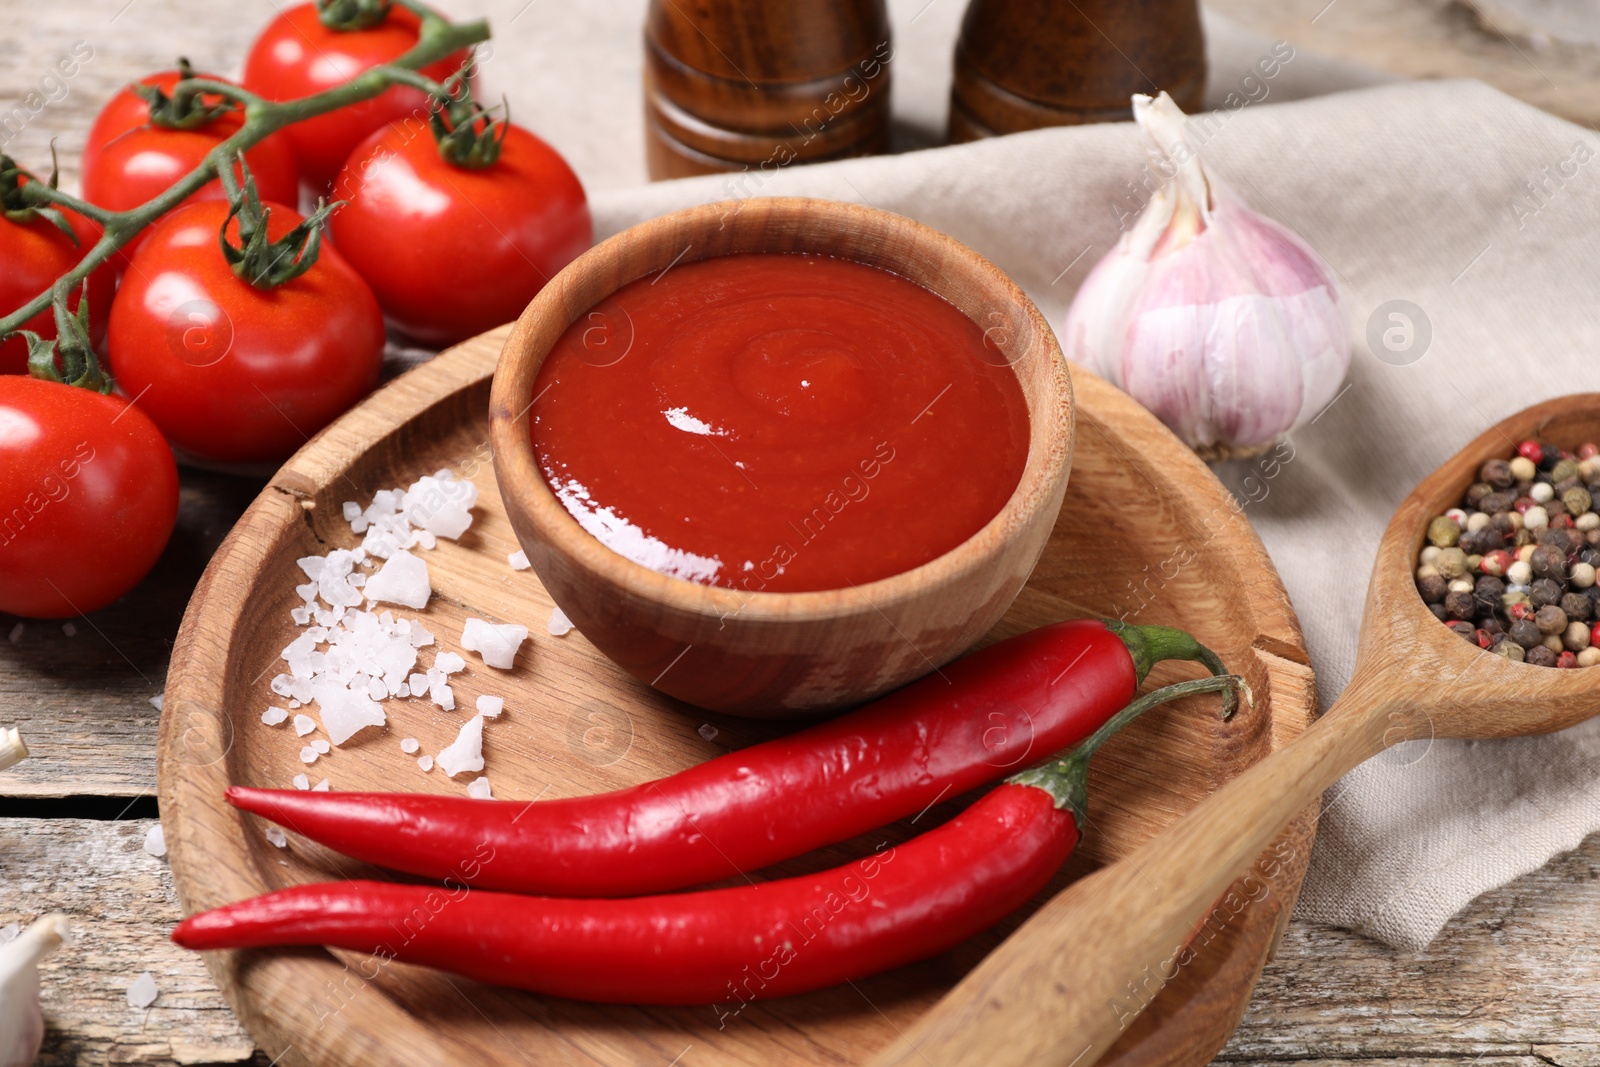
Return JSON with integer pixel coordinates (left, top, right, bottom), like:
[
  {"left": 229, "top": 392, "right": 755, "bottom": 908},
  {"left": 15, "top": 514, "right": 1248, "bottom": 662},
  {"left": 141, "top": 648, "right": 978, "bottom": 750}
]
[{"left": 0, "top": 0, "right": 490, "bottom": 339}]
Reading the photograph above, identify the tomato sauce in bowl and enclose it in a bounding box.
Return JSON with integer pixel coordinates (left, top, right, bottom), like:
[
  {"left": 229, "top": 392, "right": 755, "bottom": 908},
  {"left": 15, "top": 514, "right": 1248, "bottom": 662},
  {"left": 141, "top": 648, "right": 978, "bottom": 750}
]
[{"left": 530, "top": 253, "right": 1030, "bottom": 594}]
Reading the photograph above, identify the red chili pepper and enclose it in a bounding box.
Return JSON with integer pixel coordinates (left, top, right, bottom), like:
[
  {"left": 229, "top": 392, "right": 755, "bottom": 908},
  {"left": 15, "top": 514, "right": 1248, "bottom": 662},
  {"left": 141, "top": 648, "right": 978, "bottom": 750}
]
[
  {"left": 174, "top": 674, "right": 1245, "bottom": 1007},
  {"left": 228, "top": 619, "right": 1234, "bottom": 896}
]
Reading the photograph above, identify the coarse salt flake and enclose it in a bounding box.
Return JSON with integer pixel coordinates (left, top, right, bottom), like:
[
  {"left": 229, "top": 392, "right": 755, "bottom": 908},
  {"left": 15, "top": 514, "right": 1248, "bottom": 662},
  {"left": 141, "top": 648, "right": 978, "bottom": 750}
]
[
  {"left": 313, "top": 778, "right": 330, "bottom": 791},
  {"left": 461, "top": 618, "right": 528, "bottom": 670},
  {"left": 292, "top": 714, "right": 315, "bottom": 736},
  {"left": 417, "top": 755, "right": 434, "bottom": 772},
  {"left": 293, "top": 774, "right": 310, "bottom": 790},
  {"left": 126, "top": 971, "right": 159, "bottom": 1009},
  {"left": 547, "top": 607, "right": 573, "bottom": 637},
  {"left": 265, "top": 826, "right": 288, "bottom": 848},
  {"left": 262, "top": 707, "right": 289, "bottom": 726},
  {"left": 363, "top": 550, "right": 432, "bottom": 610},
  {"left": 467, "top": 776, "right": 493, "bottom": 799},
  {"left": 434, "top": 651, "right": 466, "bottom": 675},
  {"left": 400, "top": 737, "right": 420, "bottom": 753},
  {"left": 143, "top": 824, "right": 166, "bottom": 858},
  {"left": 149, "top": 694, "right": 164, "bottom": 712},
  {"left": 508, "top": 550, "right": 531, "bottom": 570},
  {"left": 476, "top": 695, "right": 504, "bottom": 718},
  {"left": 436, "top": 714, "right": 485, "bottom": 778},
  {"left": 311, "top": 740, "right": 330, "bottom": 754}
]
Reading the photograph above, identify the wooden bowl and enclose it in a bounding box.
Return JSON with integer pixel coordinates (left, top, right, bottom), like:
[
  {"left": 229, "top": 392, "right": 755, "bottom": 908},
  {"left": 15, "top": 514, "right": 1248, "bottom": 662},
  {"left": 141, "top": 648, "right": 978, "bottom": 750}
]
[{"left": 489, "top": 198, "right": 1073, "bottom": 717}]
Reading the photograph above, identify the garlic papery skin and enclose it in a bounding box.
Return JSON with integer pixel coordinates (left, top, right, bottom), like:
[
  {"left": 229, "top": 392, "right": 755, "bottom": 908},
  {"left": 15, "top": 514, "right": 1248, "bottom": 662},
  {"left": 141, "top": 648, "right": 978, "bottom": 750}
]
[
  {"left": 1, "top": 915, "right": 68, "bottom": 1067},
  {"left": 1062, "top": 92, "right": 1351, "bottom": 459},
  {"left": 0, "top": 728, "right": 27, "bottom": 772}
]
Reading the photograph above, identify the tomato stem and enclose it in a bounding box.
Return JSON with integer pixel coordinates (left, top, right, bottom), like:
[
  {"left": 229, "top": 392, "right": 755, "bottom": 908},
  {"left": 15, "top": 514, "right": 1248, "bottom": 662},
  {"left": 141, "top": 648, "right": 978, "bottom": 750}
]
[
  {"left": 0, "top": 7, "right": 490, "bottom": 337},
  {"left": 1008, "top": 673, "right": 1251, "bottom": 825},
  {"left": 19, "top": 281, "right": 112, "bottom": 394}
]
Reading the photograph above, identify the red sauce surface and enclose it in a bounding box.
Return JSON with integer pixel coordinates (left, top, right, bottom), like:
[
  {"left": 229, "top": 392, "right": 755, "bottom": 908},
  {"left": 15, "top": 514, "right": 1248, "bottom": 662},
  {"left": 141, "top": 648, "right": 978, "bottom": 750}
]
[{"left": 531, "top": 253, "right": 1030, "bottom": 593}]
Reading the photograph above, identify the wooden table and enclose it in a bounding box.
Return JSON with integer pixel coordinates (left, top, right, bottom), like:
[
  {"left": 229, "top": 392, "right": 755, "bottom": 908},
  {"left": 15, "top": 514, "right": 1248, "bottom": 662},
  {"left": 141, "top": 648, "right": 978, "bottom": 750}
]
[{"left": 6, "top": 2, "right": 1600, "bottom": 1064}]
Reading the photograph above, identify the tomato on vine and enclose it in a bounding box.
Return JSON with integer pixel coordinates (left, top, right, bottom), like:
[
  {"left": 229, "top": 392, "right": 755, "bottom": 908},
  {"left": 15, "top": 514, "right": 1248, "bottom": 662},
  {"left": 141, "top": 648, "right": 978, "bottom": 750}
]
[
  {"left": 81, "top": 66, "right": 299, "bottom": 261},
  {"left": 0, "top": 159, "right": 114, "bottom": 376},
  {"left": 243, "top": 0, "right": 473, "bottom": 189},
  {"left": 0, "top": 302, "right": 178, "bottom": 619},
  {"left": 107, "top": 178, "right": 384, "bottom": 465},
  {"left": 329, "top": 92, "right": 591, "bottom": 345}
]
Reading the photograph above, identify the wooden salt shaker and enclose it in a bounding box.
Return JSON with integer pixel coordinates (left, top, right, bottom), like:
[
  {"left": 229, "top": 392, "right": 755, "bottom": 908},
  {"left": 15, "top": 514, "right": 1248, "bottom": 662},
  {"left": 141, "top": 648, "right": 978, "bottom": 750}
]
[
  {"left": 949, "top": 0, "right": 1205, "bottom": 141},
  {"left": 644, "top": 0, "right": 892, "bottom": 180}
]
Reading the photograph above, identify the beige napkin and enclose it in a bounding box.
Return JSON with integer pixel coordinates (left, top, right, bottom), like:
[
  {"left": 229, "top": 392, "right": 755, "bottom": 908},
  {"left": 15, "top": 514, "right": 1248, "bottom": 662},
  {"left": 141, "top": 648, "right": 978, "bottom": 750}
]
[{"left": 468, "top": 2, "right": 1599, "bottom": 950}]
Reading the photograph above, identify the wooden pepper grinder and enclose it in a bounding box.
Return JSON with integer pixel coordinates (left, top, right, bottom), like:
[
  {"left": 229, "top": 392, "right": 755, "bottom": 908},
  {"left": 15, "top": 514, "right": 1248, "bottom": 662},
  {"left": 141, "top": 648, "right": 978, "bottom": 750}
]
[
  {"left": 644, "top": 0, "right": 892, "bottom": 180},
  {"left": 949, "top": 0, "right": 1205, "bottom": 141}
]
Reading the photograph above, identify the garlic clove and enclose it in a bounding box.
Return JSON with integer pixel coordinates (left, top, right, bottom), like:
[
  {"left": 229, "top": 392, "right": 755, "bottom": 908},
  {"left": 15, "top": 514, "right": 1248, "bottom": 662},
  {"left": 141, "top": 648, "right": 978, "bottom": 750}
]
[
  {"left": 1064, "top": 91, "right": 1351, "bottom": 459},
  {"left": 0, "top": 729, "right": 27, "bottom": 772},
  {"left": 0, "top": 914, "right": 69, "bottom": 1067}
]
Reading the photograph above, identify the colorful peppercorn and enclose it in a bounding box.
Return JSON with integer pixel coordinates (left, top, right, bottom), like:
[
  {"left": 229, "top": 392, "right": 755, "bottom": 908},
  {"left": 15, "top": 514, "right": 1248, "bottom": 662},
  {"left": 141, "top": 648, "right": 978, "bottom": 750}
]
[{"left": 1415, "top": 438, "right": 1600, "bottom": 668}]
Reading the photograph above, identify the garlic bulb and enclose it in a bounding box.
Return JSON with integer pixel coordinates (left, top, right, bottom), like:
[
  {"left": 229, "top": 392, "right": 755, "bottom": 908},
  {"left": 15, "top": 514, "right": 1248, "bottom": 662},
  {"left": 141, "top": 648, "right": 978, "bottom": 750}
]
[
  {"left": 1063, "top": 92, "right": 1351, "bottom": 459},
  {"left": 1, "top": 915, "right": 69, "bottom": 1067}
]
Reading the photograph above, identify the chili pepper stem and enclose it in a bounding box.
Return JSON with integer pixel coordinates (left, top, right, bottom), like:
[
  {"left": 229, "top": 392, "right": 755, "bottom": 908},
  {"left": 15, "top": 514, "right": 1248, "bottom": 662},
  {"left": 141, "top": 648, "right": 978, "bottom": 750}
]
[
  {"left": 1009, "top": 673, "right": 1250, "bottom": 825},
  {"left": 1103, "top": 619, "right": 1238, "bottom": 719}
]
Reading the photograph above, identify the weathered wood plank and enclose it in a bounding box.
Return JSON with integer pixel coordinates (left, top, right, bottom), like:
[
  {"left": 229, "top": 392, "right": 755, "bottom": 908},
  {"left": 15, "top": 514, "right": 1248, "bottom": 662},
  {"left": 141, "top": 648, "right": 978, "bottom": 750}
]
[
  {"left": 0, "top": 471, "right": 260, "bottom": 799},
  {"left": 1211, "top": 0, "right": 1600, "bottom": 128},
  {"left": 0, "top": 817, "right": 263, "bottom": 1066},
  {"left": 8, "top": 814, "right": 1600, "bottom": 1067}
]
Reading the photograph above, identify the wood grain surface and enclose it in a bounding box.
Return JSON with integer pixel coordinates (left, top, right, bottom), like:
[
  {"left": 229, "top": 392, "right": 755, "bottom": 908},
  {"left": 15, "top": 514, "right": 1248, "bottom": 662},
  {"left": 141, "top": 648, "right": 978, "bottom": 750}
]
[
  {"left": 156, "top": 328, "right": 1313, "bottom": 1067},
  {"left": 6, "top": 2, "right": 1600, "bottom": 1063},
  {"left": 11, "top": 816, "right": 1600, "bottom": 1067},
  {"left": 868, "top": 395, "right": 1600, "bottom": 1067}
]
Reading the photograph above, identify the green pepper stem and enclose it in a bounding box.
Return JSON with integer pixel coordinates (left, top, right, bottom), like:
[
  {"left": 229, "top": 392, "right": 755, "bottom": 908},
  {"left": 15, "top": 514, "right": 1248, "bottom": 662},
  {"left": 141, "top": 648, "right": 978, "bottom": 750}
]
[
  {"left": 0, "top": 9, "right": 489, "bottom": 340},
  {"left": 1008, "top": 674, "right": 1251, "bottom": 827},
  {"left": 1102, "top": 619, "right": 1237, "bottom": 719}
]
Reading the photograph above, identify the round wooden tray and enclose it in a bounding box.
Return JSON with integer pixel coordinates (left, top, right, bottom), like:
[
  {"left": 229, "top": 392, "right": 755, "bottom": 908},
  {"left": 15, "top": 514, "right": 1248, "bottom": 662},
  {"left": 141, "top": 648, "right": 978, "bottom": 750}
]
[{"left": 158, "top": 328, "right": 1318, "bottom": 1067}]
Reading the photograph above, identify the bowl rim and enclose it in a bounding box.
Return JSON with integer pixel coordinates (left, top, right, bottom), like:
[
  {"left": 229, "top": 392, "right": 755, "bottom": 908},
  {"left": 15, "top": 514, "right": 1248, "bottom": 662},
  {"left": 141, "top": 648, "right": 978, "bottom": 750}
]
[{"left": 488, "top": 196, "right": 1073, "bottom": 623}]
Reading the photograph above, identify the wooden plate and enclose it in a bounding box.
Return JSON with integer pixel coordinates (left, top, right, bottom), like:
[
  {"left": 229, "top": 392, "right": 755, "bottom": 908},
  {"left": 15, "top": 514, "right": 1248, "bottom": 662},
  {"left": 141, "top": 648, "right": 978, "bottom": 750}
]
[{"left": 158, "top": 328, "right": 1318, "bottom": 1067}]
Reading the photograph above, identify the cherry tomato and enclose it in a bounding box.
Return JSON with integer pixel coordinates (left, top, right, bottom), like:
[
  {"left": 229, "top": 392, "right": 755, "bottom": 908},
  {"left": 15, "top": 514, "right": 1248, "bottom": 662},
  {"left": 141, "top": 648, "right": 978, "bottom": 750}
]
[
  {"left": 0, "top": 376, "right": 178, "bottom": 618},
  {"left": 243, "top": 3, "right": 471, "bottom": 188},
  {"left": 82, "top": 71, "right": 299, "bottom": 261},
  {"left": 0, "top": 206, "right": 115, "bottom": 375},
  {"left": 329, "top": 121, "right": 591, "bottom": 345},
  {"left": 107, "top": 200, "right": 385, "bottom": 465}
]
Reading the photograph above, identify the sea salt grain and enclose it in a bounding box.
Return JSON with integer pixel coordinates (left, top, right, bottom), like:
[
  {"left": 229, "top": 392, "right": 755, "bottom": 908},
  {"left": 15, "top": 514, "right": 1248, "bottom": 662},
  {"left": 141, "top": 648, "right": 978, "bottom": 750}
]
[
  {"left": 265, "top": 826, "right": 288, "bottom": 848},
  {"left": 292, "top": 714, "right": 315, "bottom": 736},
  {"left": 143, "top": 825, "right": 166, "bottom": 858},
  {"left": 508, "top": 550, "right": 531, "bottom": 570},
  {"left": 400, "top": 737, "right": 420, "bottom": 754},
  {"left": 149, "top": 694, "right": 164, "bottom": 712},
  {"left": 434, "top": 651, "right": 466, "bottom": 675},
  {"left": 313, "top": 779, "right": 330, "bottom": 791},
  {"left": 311, "top": 740, "right": 330, "bottom": 754},
  {"left": 126, "top": 971, "right": 158, "bottom": 1009},
  {"left": 300, "top": 746, "right": 319, "bottom": 764},
  {"left": 698, "top": 724, "right": 719, "bottom": 742},
  {"left": 262, "top": 707, "right": 289, "bottom": 726},
  {"left": 461, "top": 618, "right": 528, "bottom": 669},
  {"left": 417, "top": 755, "right": 434, "bottom": 772},
  {"left": 437, "top": 714, "right": 485, "bottom": 777},
  {"left": 61, "top": 622, "right": 76, "bottom": 637},
  {"left": 363, "top": 550, "right": 432, "bottom": 610},
  {"left": 476, "top": 695, "right": 503, "bottom": 718},
  {"left": 467, "top": 776, "right": 493, "bottom": 799},
  {"left": 293, "top": 774, "right": 310, "bottom": 790},
  {"left": 547, "top": 607, "right": 573, "bottom": 637}
]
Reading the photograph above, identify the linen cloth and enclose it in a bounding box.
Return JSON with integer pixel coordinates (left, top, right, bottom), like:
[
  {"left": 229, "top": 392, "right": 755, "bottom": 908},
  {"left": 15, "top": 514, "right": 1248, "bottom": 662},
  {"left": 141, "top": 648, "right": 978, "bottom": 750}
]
[{"left": 456, "top": 0, "right": 1600, "bottom": 950}]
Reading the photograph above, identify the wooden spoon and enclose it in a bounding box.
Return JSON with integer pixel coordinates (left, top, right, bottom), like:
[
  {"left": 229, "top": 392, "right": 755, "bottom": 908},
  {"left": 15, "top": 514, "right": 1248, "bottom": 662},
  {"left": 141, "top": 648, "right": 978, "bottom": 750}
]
[{"left": 868, "top": 393, "right": 1600, "bottom": 1067}]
